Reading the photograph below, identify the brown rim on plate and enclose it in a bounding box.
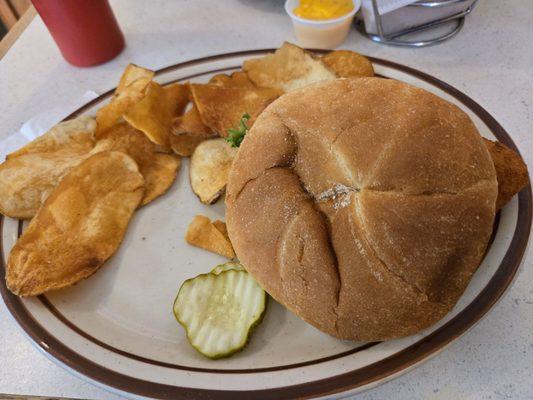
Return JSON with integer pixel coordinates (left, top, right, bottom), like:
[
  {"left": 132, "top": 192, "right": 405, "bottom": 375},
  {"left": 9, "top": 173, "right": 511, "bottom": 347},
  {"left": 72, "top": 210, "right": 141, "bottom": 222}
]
[{"left": 0, "top": 50, "right": 531, "bottom": 400}]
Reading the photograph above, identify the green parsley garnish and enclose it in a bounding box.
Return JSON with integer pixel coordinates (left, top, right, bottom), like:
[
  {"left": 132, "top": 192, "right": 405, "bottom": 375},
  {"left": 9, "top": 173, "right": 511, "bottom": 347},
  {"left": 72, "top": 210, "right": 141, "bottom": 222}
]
[{"left": 226, "top": 113, "right": 251, "bottom": 148}]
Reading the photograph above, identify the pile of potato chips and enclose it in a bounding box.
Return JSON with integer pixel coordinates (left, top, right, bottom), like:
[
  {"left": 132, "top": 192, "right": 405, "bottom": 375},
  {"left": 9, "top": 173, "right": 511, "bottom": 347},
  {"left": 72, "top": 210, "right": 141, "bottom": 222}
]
[{"left": 1, "top": 63, "right": 183, "bottom": 296}]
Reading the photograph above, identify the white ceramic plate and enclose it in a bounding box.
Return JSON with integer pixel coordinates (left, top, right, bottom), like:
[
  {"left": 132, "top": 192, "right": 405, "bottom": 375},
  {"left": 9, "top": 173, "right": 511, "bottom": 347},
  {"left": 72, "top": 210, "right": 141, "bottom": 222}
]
[{"left": 1, "top": 50, "right": 531, "bottom": 400}]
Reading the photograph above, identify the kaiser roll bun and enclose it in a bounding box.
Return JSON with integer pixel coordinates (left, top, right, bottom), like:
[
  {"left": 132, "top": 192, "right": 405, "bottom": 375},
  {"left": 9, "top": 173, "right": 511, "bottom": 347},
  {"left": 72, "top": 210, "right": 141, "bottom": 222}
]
[{"left": 225, "top": 78, "right": 497, "bottom": 341}]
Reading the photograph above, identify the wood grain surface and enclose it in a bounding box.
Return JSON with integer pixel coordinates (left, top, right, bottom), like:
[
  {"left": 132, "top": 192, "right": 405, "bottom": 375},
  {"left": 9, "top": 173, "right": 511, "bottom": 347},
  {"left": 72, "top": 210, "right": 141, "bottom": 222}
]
[{"left": 0, "top": 5, "right": 36, "bottom": 59}]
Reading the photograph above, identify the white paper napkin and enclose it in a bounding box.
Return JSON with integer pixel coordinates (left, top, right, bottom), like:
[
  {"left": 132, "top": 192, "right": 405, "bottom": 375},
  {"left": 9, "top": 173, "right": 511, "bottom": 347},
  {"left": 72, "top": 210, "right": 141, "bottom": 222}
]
[{"left": 0, "top": 91, "right": 99, "bottom": 161}]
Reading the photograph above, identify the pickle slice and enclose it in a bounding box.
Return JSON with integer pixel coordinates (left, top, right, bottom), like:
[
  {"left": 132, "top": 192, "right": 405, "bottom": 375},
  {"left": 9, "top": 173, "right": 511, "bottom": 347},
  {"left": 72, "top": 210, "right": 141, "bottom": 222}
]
[
  {"left": 173, "top": 269, "right": 266, "bottom": 359},
  {"left": 211, "top": 262, "right": 245, "bottom": 275}
]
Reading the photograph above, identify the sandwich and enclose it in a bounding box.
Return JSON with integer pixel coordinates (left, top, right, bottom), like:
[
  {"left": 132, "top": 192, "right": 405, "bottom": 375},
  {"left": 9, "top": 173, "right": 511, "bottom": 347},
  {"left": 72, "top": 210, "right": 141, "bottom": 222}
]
[{"left": 226, "top": 77, "right": 502, "bottom": 341}]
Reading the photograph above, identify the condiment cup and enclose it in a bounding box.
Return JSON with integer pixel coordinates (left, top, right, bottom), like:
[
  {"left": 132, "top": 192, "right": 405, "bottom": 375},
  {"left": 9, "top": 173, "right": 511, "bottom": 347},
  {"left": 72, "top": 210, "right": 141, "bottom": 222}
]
[{"left": 284, "top": 0, "right": 361, "bottom": 49}]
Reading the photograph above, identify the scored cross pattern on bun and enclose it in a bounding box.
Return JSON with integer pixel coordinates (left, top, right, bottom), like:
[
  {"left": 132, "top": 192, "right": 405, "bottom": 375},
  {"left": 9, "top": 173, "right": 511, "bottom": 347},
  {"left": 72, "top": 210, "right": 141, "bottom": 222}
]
[{"left": 226, "top": 78, "right": 498, "bottom": 341}]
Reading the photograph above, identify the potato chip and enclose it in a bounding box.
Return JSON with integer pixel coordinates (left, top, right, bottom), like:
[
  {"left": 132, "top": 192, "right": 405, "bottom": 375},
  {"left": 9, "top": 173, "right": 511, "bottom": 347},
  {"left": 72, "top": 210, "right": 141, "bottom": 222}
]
[
  {"left": 170, "top": 133, "right": 213, "bottom": 158},
  {"left": 164, "top": 82, "right": 190, "bottom": 117},
  {"left": 212, "top": 220, "right": 230, "bottom": 242},
  {"left": 141, "top": 153, "right": 181, "bottom": 204},
  {"left": 196, "top": 71, "right": 278, "bottom": 137},
  {"left": 243, "top": 42, "right": 337, "bottom": 92},
  {"left": 0, "top": 116, "right": 96, "bottom": 219},
  {"left": 226, "top": 71, "right": 256, "bottom": 88},
  {"left": 185, "top": 215, "right": 235, "bottom": 259},
  {"left": 116, "top": 64, "right": 155, "bottom": 95},
  {"left": 96, "top": 78, "right": 151, "bottom": 137},
  {"left": 172, "top": 105, "right": 212, "bottom": 136},
  {"left": 189, "top": 138, "right": 237, "bottom": 204},
  {"left": 321, "top": 50, "right": 374, "bottom": 78},
  {"left": 0, "top": 151, "right": 90, "bottom": 219},
  {"left": 123, "top": 81, "right": 173, "bottom": 150},
  {"left": 191, "top": 83, "right": 279, "bottom": 136},
  {"left": 209, "top": 71, "right": 255, "bottom": 89},
  {"left": 170, "top": 105, "right": 215, "bottom": 157},
  {"left": 91, "top": 123, "right": 180, "bottom": 205},
  {"left": 6, "top": 151, "right": 145, "bottom": 296},
  {"left": 7, "top": 115, "right": 95, "bottom": 159},
  {"left": 483, "top": 138, "right": 529, "bottom": 210},
  {"left": 209, "top": 74, "right": 232, "bottom": 86}
]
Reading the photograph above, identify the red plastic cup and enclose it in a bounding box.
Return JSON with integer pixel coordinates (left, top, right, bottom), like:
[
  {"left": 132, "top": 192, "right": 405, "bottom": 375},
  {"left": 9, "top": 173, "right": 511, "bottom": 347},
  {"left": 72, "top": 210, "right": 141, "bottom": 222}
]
[{"left": 32, "top": 0, "right": 125, "bottom": 67}]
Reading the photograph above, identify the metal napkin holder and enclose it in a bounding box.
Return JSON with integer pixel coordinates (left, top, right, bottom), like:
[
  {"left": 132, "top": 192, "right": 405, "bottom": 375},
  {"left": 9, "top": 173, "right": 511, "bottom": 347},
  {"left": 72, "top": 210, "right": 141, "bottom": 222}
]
[{"left": 361, "top": 0, "right": 479, "bottom": 47}]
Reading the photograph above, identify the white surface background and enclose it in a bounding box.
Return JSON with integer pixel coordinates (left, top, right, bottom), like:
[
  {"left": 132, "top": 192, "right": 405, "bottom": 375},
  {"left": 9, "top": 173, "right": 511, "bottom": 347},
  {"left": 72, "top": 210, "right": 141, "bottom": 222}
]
[{"left": 0, "top": 0, "right": 532, "bottom": 399}]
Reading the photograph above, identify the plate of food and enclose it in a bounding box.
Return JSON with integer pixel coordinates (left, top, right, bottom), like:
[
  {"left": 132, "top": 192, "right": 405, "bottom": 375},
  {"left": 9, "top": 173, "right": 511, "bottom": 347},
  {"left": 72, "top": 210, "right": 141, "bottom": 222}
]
[{"left": 0, "top": 43, "right": 530, "bottom": 400}]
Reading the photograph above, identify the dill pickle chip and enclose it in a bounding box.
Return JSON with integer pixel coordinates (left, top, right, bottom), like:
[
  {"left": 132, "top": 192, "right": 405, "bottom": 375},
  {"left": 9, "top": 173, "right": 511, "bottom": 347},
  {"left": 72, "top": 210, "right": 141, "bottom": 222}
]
[
  {"left": 211, "top": 262, "right": 245, "bottom": 275},
  {"left": 173, "top": 269, "right": 266, "bottom": 359}
]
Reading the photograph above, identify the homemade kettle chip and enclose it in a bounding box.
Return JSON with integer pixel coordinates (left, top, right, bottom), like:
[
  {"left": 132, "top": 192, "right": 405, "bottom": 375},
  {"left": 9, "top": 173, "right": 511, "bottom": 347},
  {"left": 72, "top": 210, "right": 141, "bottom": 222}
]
[
  {"left": 212, "top": 219, "right": 229, "bottom": 241},
  {"left": 91, "top": 123, "right": 180, "bottom": 205},
  {"left": 116, "top": 64, "right": 155, "bottom": 95},
  {"left": 321, "top": 50, "right": 375, "bottom": 78},
  {"left": 195, "top": 67, "right": 281, "bottom": 138},
  {"left": 96, "top": 77, "right": 152, "bottom": 137},
  {"left": 190, "top": 83, "right": 279, "bottom": 136},
  {"left": 209, "top": 71, "right": 256, "bottom": 88},
  {"left": 123, "top": 81, "right": 173, "bottom": 150},
  {"left": 170, "top": 105, "right": 215, "bottom": 157},
  {"left": 189, "top": 138, "right": 237, "bottom": 204},
  {"left": 0, "top": 151, "right": 90, "bottom": 219},
  {"left": 173, "top": 71, "right": 277, "bottom": 153},
  {"left": 6, "top": 151, "right": 145, "bottom": 296},
  {"left": 243, "top": 42, "right": 337, "bottom": 92},
  {"left": 164, "top": 82, "right": 191, "bottom": 118},
  {"left": 7, "top": 115, "right": 96, "bottom": 159},
  {"left": 96, "top": 64, "right": 159, "bottom": 138},
  {"left": 483, "top": 138, "right": 529, "bottom": 210},
  {"left": 185, "top": 215, "right": 235, "bottom": 259},
  {"left": 0, "top": 116, "right": 96, "bottom": 219},
  {"left": 170, "top": 132, "right": 214, "bottom": 157}
]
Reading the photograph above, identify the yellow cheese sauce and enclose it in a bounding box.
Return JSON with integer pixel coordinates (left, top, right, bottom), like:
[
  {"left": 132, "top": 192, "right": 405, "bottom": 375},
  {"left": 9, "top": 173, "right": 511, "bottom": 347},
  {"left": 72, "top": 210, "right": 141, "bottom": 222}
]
[{"left": 293, "top": 0, "right": 354, "bottom": 20}]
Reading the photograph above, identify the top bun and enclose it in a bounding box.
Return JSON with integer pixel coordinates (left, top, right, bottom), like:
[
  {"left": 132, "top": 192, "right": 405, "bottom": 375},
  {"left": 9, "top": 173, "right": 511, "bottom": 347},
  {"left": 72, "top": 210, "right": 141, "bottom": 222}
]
[{"left": 226, "top": 78, "right": 497, "bottom": 341}]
